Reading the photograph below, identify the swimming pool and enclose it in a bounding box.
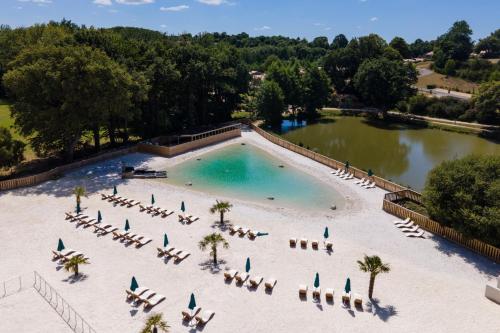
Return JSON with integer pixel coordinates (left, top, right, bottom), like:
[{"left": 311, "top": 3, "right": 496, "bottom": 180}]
[{"left": 166, "top": 143, "right": 344, "bottom": 210}]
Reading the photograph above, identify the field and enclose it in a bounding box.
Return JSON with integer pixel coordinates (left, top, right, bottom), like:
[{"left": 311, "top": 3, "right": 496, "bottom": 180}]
[{"left": 415, "top": 62, "right": 479, "bottom": 93}]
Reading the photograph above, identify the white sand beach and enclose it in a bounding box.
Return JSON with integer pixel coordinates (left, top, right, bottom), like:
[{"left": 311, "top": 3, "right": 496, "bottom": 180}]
[{"left": 1, "top": 130, "right": 499, "bottom": 333}]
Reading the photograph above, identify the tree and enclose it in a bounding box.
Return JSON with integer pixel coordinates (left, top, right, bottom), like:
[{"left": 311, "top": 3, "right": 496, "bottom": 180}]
[
  {"left": 323, "top": 40, "right": 361, "bottom": 92},
  {"left": 358, "top": 34, "right": 387, "bottom": 60},
  {"left": 357, "top": 255, "right": 390, "bottom": 299},
  {"left": 443, "top": 59, "right": 457, "bottom": 76},
  {"left": 0, "top": 127, "right": 25, "bottom": 172},
  {"left": 475, "top": 29, "right": 500, "bottom": 58},
  {"left": 3, "top": 45, "right": 133, "bottom": 161},
  {"left": 389, "top": 37, "right": 411, "bottom": 59},
  {"left": 331, "top": 34, "right": 348, "bottom": 50},
  {"left": 302, "top": 66, "right": 331, "bottom": 118},
  {"left": 266, "top": 60, "right": 304, "bottom": 114},
  {"left": 423, "top": 155, "right": 500, "bottom": 247},
  {"left": 140, "top": 313, "right": 170, "bottom": 333},
  {"left": 409, "top": 38, "right": 433, "bottom": 58},
  {"left": 433, "top": 20, "right": 473, "bottom": 68},
  {"left": 199, "top": 233, "right": 229, "bottom": 265},
  {"left": 353, "top": 58, "right": 417, "bottom": 111},
  {"left": 311, "top": 36, "right": 329, "bottom": 49},
  {"left": 64, "top": 256, "right": 89, "bottom": 277},
  {"left": 472, "top": 81, "right": 500, "bottom": 124},
  {"left": 383, "top": 46, "right": 403, "bottom": 61},
  {"left": 256, "top": 80, "right": 285, "bottom": 127},
  {"left": 209, "top": 200, "right": 233, "bottom": 224}
]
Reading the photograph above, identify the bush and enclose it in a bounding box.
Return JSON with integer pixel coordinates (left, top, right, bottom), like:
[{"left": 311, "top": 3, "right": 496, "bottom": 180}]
[
  {"left": 407, "top": 95, "right": 469, "bottom": 120},
  {"left": 423, "top": 155, "right": 500, "bottom": 247},
  {"left": 426, "top": 84, "right": 437, "bottom": 89}
]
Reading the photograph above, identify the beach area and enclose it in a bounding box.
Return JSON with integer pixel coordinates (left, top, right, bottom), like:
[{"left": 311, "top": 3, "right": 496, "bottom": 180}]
[{"left": 0, "top": 130, "right": 499, "bottom": 333}]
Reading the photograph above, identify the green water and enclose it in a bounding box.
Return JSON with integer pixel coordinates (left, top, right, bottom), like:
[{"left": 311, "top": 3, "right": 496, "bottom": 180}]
[
  {"left": 280, "top": 117, "right": 500, "bottom": 190},
  {"left": 167, "top": 144, "right": 344, "bottom": 210}
]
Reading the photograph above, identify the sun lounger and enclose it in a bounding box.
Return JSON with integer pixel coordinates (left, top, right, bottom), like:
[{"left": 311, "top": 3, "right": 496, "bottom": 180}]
[
  {"left": 165, "top": 248, "right": 182, "bottom": 257},
  {"left": 401, "top": 225, "right": 420, "bottom": 233},
  {"left": 143, "top": 294, "right": 165, "bottom": 309},
  {"left": 342, "top": 292, "right": 351, "bottom": 304},
  {"left": 247, "top": 230, "right": 259, "bottom": 239},
  {"left": 77, "top": 218, "right": 95, "bottom": 227},
  {"left": 161, "top": 210, "right": 174, "bottom": 218},
  {"left": 359, "top": 179, "right": 370, "bottom": 186},
  {"left": 238, "top": 228, "right": 249, "bottom": 236},
  {"left": 109, "top": 196, "right": 123, "bottom": 203},
  {"left": 325, "top": 241, "right": 333, "bottom": 251},
  {"left": 406, "top": 230, "right": 425, "bottom": 238},
  {"left": 113, "top": 231, "right": 129, "bottom": 239},
  {"left": 135, "top": 290, "right": 157, "bottom": 304},
  {"left": 354, "top": 178, "right": 365, "bottom": 185},
  {"left": 325, "top": 288, "right": 334, "bottom": 301},
  {"left": 393, "top": 217, "right": 410, "bottom": 226},
  {"left": 265, "top": 278, "right": 277, "bottom": 290},
  {"left": 289, "top": 238, "right": 297, "bottom": 247},
  {"left": 366, "top": 182, "right": 376, "bottom": 189},
  {"left": 249, "top": 276, "right": 263, "bottom": 287},
  {"left": 195, "top": 310, "right": 215, "bottom": 326},
  {"left": 101, "top": 193, "right": 111, "bottom": 200},
  {"left": 126, "top": 200, "right": 140, "bottom": 208},
  {"left": 354, "top": 293, "right": 363, "bottom": 307},
  {"left": 311, "top": 240, "right": 319, "bottom": 249},
  {"left": 52, "top": 249, "right": 76, "bottom": 260},
  {"left": 178, "top": 214, "right": 186, "bottom": 222},
  {"left": 59, "top": 252, "right": 86, "bottom": 263},
  {"left": 224, "top": 269, "right": 238, "bottom": 280},
  {"left": 344, "top": 173, "right": 354, "bottom": 180},
  {"left": 230, "top": 225, "right": 242, "bottom": 235},
  {"left": 300, "top": 239, "right": 308, "bottom": 248},
  {"left": 65, "top": 212, "right": 77, "bottom": 220},
  {"left": 235, "top": 272, "right": 249, "bottom": 283},
  {"left": 182, "top": 307, "right": 202, "bottom": 322},
  {"left": 337, "top": 170, "right": 345, "bottom": 177},
  {"left": 186, "top": 216, "right": 199, "bottom": 224},
  {"left": 395, "top": 220, "right": 414, "bottom": 229},
  {"left": 299, "top": 285, "right": 308, "bottom": 295},
  {"left": 126, "top": 286, "right": 149, "bottom": 300},
  {"left": 100, "top": 226, "right": 118, "bottom": 235},
  {"left": 330, "top": 169, "right": 340, "bottom": 175},
  {"left": 174, "top": 251, "right": 190, "bottom": 261},
  {"left": 312, "top": 287, "right": 321, "bottom": 299},
  {"left": 157, "top": 247, "right": 167, "bottom": 257},
  {"left": 140, "top": 204, "right": 154, "bottom": 212}
]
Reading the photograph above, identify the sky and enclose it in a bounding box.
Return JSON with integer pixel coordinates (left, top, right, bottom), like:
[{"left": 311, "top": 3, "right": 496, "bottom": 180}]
[{"left": 2, "top": 0, "right": 499, "bottom": 42}]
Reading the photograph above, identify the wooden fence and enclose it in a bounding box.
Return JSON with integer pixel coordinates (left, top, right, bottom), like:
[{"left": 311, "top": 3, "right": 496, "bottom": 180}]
[
  {"left": 383, "top": 190, "right": 500, "bottom": 263},
  {"left": 250, "top": 122, "right": 500, "bottom": 263},
  {"left": 250, "top": 123, "right": 406, "bottom": 192}
]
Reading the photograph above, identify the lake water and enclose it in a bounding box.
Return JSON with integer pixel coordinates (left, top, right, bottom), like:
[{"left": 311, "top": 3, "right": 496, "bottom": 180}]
[
  {"left": 279, "top": 117, "right": 500, "bottom": 190},
  {"left": 167, "top": 143, "right": 344, "bottom": 210}
]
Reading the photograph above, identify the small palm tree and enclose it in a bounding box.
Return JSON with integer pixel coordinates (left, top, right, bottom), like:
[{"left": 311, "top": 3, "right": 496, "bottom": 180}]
[
  {"left": 73, "top": 186, "right": 87, "bottom": 207},
  {"left": 140, "top": 313, "right": 169, "bottom": 333},
  {"left": 209, "top": 200, "right": 233, "bottom": 224},
  {"left": 199, "top": 233, "right": 229, "bottom": 265},
  {"left": 64, "top": 256, "right": 89, "bottom": 277},
  {"left": 357, "top": 254, "right": 390, "bottom": 299}
]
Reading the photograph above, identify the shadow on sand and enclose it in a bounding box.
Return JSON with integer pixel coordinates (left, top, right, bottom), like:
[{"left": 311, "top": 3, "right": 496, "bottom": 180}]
[{"left": 365, "top": 298, "right": 398, "bottom": 322}]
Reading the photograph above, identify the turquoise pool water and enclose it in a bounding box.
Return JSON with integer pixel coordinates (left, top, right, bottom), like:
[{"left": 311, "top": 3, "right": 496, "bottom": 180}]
[{"left": 167, "top": 144, "right": 344, "bottom": 210}]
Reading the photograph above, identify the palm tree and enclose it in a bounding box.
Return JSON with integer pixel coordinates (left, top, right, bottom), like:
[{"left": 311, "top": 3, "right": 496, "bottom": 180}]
[
  {"left": 140, "top": 313, "right": 169, "bottom": 333},
  {"left": 357, "top": 254, "right": 390, "bottom": 299},
  {"left": 209, "top": 200, "right": 233, "bottom": 224},
  {"left": 199, "top": 233, "right": 229, "bottom": 265},
  {"left": 73, "top": 185, "right": 87, "bottom": 211},
  {"left": 64, "top": 256, "right": 89, "bottom": 277}
]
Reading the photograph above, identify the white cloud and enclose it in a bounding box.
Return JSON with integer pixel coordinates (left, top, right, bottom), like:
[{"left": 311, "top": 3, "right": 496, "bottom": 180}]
[
  {"left": 197, "top": 0, "right": 226, "bottom": 5},
  {"left": 370, "top": 16, "right": 378, "bottom": 22},
  {"left": 159, "top": 24, "right": 167, "bottom": 29},
  {"left": 254, "top": 26, "right": 271, "bottom": 31},
  {"left": 160, "top": 5, "right": 189, "bottom": 11},
  {"left": 93, "top": 0, "right": 112, "bottom": 5},
  {"left": 115, "top": 0, "right": 154, "bottom": 5},
  {"left": 18, "top": 0, "right": 52, "bottom": 3}
]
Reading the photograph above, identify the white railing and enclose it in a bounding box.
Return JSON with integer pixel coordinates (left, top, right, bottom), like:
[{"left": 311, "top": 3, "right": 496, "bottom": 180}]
[{"left": 0, "top": 271, "right": 97, "bottom": 333}]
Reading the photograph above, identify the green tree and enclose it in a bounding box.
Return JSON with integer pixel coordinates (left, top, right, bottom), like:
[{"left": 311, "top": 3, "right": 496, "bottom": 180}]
[
  {"left": 331, "top": 34, "right": 348, "bottom": 50},
  {"left": 209, "top": 200, "right": 233, "bottom": 224},
  {"left": 389, "top": 37, "right": 411, "bottom": 59},
  {"left": 0, "top": 127, "right": 25, "bottom": 172},
  {"left": 323, "top": 40, "right": 361, "bottom": 92},
  {"left": 383, "top": 46, "right": 403, "bottom": 61},
  {"left": 140, "top": 313, "right": 170, "bottom": 333},
  {"left": 302, "top": 66, "right": 330, "bottom": 118},
  {"left": 256, "top": 80, "right": 285, "bottom": 127},
  {"left": 3, "top": 45, "right": 133, "bottom": 161},
  {"left": 199, "top": 233, "right": 229, "bottom": 265},
  {"left": 353, "top": 58, "right": 417, "bottom": 111},
  {"left": 472, "top": 81, "right": 500, "bottom": 125},
  {"left": 311, "top": 36, "right": 329, "bottom": 49},
  {"left": 357, "top": 255, "right": 390, "bottom": 299},
  {"left": 434, "top": 20, "right": 473, "bottom": 68},
  {"left": 358, "top": 34, "right": 387, "bottom": 60},
  {"left": 423, "top": 155, "right": 500, "bottom": 247},
  {"left": 64, "top": 256, "right": 89, "bottom": 277},
  {"left": 443, "top": 59, "right": 457, "bottom": 76},
  {"left": 475, "top": 29, "right": 500, "bottom": 58},
  {"left": 73, "top": 185, "right": 87, "bottom": 208}
]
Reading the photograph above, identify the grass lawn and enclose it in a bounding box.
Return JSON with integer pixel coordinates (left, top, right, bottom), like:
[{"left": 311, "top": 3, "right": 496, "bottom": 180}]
[
  {"left": 0, "top": 99, "right": 37, "bottom": 161},
  {"left": 416, "top": 72, "right": 479, "bottom": 94}
]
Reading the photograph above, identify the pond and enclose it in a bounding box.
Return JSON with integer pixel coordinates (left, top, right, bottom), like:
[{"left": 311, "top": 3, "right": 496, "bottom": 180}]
[
  {"left": 167, "top": 143, "right": 344, "bottom": 210},
  {"left": 279, "top": 117, "right": 500, "bottom": 190}
]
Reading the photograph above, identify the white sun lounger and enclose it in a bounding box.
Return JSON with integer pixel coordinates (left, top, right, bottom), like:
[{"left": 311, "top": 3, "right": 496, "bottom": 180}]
[
  {"left": 265, "top": 278, "right": 277, "bottom": 290},
  {"left": 166, "top": 249, "right": 182, "bottom": 258},
  {"left": 354, "top": 293, "right": 363, "bottom": 307},
  {"left": 366, "top": 182, "right": 376, "bottom": 189},
  {"left": 186, "top": 216, "right": 199, "bottom": 224},
  {"left": 299, "top": 285, "right": 308, "bottom": 295},
  {"left": 401, "top": 225, "right": 420, "bottom": 233},
  {"left": 337, "top": 170, "right": 345, "bottom": 177},
  {"left": 230, "top": 225, "right": 242, "bottom": 235},
  {"left": 113, "top": 231, "right": 129, "bottom": 239},
  {"left": 358, "top": 179, "right": 370, "bottom": 186},
  {"left": 195, "top": 310, "right": 215, "bottom": 326},
  {"left": 101, "top": 193, "right": 111, "bottom": 200},
  {"left": 224, "top": 269, "right": 238, "bottom": 280},
  {"left": 161, "top": 210, "right": 174, "bottom": 218},
  {"left": 330, "top": 169, "right": 340, "bottom": 175},
  {"left": 143, "top": 294, "right": 166, "bottom": 309},
  {"left": 135, "top": 289, "right": 156, "bottom": 304},
  {"left": 126, "top": 286, "right": 149, "bottom": 300},
  {"left": 406, "top": 230, "right": 425, "bottom": 238},
  {"left": 52, "top": 249, "right": 76, "bottom": 260},
  {"left": 238, "top": 228, "right": 249, "bottom": 236},
  {"left": 396, "top": 220, "right": 414, "bottom": 228},
  {"left": 342, "top": 292, "right": 351, "bottom": 303},
  {"left": 312, "top": 287, "right": 321, "bottom": 299},
  {"left": 139, "top": 204, "right": 154, "bottom": 212},
  {"left": 344, "top": 173, "right": 354, "bottom": 180},
  {"left": 354, "top": 177, "right": 365, "bottom": 184},
  {"left": 100, "top": 226, "right": 118, "bottom": 235},
  {"left": 325, "top": 288, "right": 334, "bottom": 301},
  {"left": 182, "top": 307, "right": 202, "bottom": 322},
  {"left": 235, "top": 272, "right": 249, "bottom": 283},
  {"left": 249, "top": 276, "right": 263, "bottom": 287},
  {"left": 174, "top": 251, "right": 190, "bottom": 261},
  {"left": 394, "top": 217, "right": 410, "bottom": 225}
]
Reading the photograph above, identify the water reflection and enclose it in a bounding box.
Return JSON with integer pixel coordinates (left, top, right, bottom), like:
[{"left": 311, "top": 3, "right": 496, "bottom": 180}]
[{"left": 280, "top": 117, "right": 500, "bottom": 190}]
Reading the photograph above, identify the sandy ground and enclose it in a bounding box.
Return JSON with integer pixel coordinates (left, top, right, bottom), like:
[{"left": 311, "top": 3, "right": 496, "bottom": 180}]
[{"left": 0, "top": 129, "right": 499, "bottom": 333}]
